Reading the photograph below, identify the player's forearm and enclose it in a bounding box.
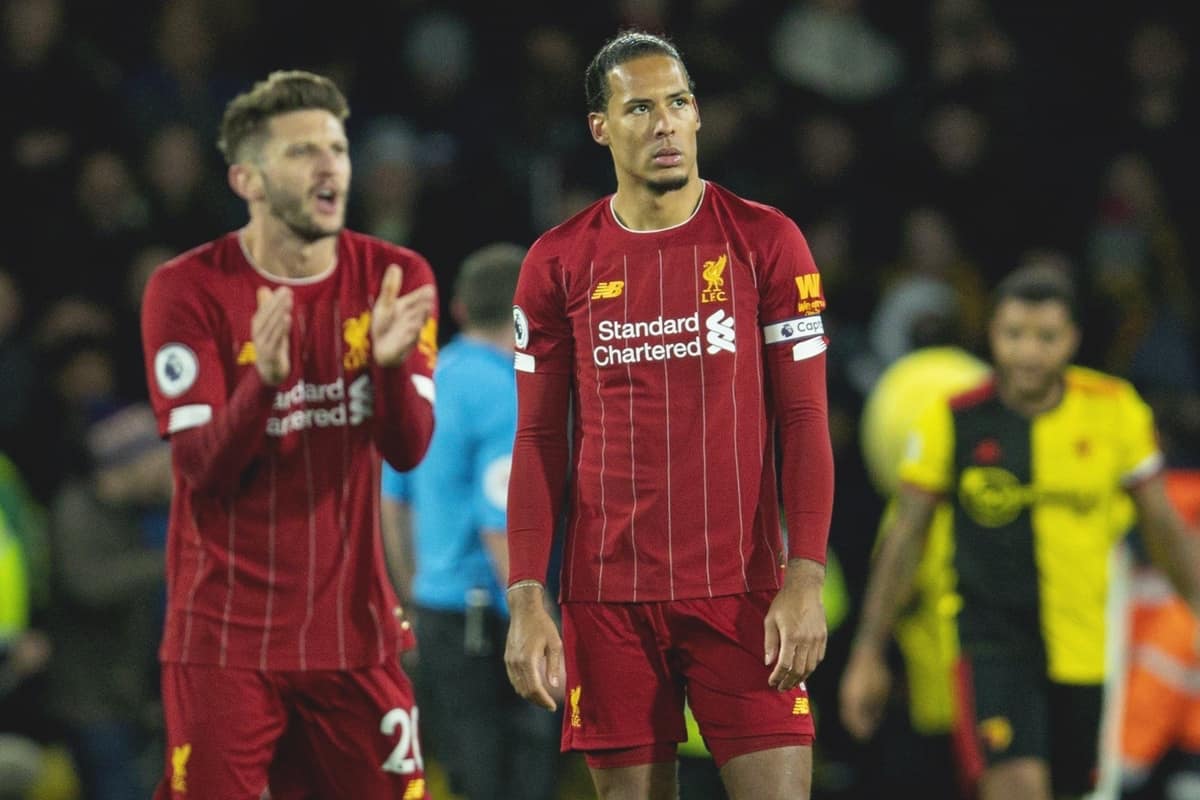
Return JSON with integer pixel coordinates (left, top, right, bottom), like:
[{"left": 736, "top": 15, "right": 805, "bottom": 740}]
[
  {"left": 775, "top": 353, "right": 833, "bottom": 563},
  {"left": 380, "top": 498, "right": 415, "bottom": 602},
  {"left": 482, "top": 530, "right": 510, "bottom": 587},
  {"left": 371, "top": 363, "right": 435, "bottom": 471},
  {"left": 1139, "top": 487, "right": 1200, "bottom": 612},
  {"left": 852, "top": 507, "right": 930, "bottom": 654},
  {"left": 506, "top": 437, "right": 567, "bottom": 585},
  {"left": 506, "top": 371, "right": 570, "bottom": 586},
  {"left": 171, "top": 370, "right": 277, "bottom": 495}
]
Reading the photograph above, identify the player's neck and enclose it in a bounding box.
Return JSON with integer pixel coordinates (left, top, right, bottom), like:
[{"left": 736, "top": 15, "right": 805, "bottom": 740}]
[
  {"left": 611, "top": 177, "right": 704, "bottom": 232},
  {"left": 240, "top": 220, "right": 338, "bottom": 280},
  {"left": 461, "top": 327, "right": 514, "bottom": 354},
  {"left": 996, "top": 375, "right": 1065, "bottom": 417}
]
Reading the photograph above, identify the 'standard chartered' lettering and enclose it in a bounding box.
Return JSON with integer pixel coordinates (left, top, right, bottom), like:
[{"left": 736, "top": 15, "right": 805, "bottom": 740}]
[
  {"left": 597, "top": 313, "right": 699, "bottom": 342},
  {"left": 266, "top": 376, "right": 371, "bottom": 436},
  {"left": 273, "top": 378, "right": 346, "bottom": 410},
  {"left": 593, "top": 313, "right": 705, "bottom": 366}
]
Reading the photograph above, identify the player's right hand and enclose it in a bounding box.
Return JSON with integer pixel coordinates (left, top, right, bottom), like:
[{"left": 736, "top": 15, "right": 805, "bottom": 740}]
[
  {"left": 504, "top": 584, "right": 564, "bottom": 711},
  {"left": 839, "top": 645, "right": 892, "bottom": 741},
  {"left": 254, "top": 286, "right": 293, "bottom": 386}
]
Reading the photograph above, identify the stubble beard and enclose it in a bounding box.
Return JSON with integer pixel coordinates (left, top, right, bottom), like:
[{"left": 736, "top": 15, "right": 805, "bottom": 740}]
[
  {"left": 262, "top": 177, "right": 341, "bottom": 243},
  {"left": 646, "top": 175, "right": 690, "bottom": 195}
]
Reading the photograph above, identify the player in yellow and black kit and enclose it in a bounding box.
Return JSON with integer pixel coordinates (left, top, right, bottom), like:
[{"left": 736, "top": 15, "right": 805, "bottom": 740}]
[{"left": 841, "top": 265, "right": 1200, "bottom": 800}]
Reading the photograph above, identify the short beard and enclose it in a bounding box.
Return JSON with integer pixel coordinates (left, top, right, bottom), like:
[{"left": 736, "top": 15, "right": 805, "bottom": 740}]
[
  {"left": 647, "top": 176, "right": 689, "bottom": 195},
  {"left": 262, "top": 176, "right": 340, "bottom": 243}
]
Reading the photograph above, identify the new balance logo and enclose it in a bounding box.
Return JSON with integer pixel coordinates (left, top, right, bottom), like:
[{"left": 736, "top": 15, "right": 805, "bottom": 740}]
[
  {"left": 705, "top": 309, "right": 736, "bottom": 354},
  {"left": 792, "top": 697, "right": 810, "bottom": 716},
  {"left": 591, "top": 281, "right": 624, "bottom": 299}
]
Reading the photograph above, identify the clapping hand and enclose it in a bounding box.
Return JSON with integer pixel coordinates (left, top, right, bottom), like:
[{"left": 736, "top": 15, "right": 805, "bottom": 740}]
[{"left": 371, "top": 265, "right": 436, "bottom": 367}]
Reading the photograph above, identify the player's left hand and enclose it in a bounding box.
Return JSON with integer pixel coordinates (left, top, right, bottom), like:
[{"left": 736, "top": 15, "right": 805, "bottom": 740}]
[
  {"left": 371, "top": 264, "right": 436, "bottom": 367},
  {"left": 764, "top": 559, "right": 827, "bottom": 691}
]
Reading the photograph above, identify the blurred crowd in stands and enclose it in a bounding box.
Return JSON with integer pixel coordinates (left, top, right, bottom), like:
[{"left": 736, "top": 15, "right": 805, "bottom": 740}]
[{"left": 0, "top": 0, "right": 1195, "bottom": 797}]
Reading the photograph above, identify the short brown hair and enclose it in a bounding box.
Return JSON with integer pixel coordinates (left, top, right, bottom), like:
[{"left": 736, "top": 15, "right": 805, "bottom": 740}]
[
  {"left": 454, "top": 242, "right": 526, "bottom": 327},
  {"left": 217, "top": 70, "right": 349, "bottom": 164}
]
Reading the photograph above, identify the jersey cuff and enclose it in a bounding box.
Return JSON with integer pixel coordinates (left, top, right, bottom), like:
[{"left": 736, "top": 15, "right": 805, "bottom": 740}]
[
  {"left": 514, "top": 352, "right": 536, "bottom": 373},
  {"left": 898, "top": 479, "right": 945, "bottom": 500},
  {"left": 1123, "top": 452, "right": 1165, "bottom": 488},
  {"left": 167, "top": 404, "right": 213, "bottom": 434},
  {"left": 410, "top": 374, "right": 435, "bottom": 404},
  {"left": 790, "top": 337, "right": 827, "bottom": 362}
]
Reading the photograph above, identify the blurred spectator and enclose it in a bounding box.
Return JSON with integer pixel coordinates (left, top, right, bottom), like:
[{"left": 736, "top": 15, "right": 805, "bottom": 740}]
[
  {"left": 0, "top": 272, "right": 37, "bottom": 459},
  {"left": 58, "top": 150, "right": 152, "bottom": 312},
  {"left": 785, "top": 111, "right": 893, "bottom": 255},
  {"left": 1110, "top": 19, "right": 1194, "bottom": 220},
  {"left": 23, "top": 303, "right": 120, "bottom": 501},
  {"left": 352, "top": 116, "right": 424, "bottom": 248},
  {"left": 1083, "top": 152, "right": 1198, "bottom": 399},
  {"left": 505, "top": 25, "right": 605, "bottom": 235},
  {"left": 121, "top": 0, "right": 240, "bottom": 143},
  {"left": 769, "top": 0, "right": 904, "bottom": 105},
  {"left": 925, "top": 0, "right": 1022, "bottom": 132},
  {"left": 909, "top": 101, "right": 1027, "bottom": 276},
  {"left": 142, "top": 122, "right": 238, "bottom": 250},
  {"left": 0, "top": 0, "right": 121, "bottom": 282},
  {"left": 46, "top": 401, "right": 168, "bottom": 800},
  {"left": 860, "top": 207, "right": 986, "bottom": 390}
]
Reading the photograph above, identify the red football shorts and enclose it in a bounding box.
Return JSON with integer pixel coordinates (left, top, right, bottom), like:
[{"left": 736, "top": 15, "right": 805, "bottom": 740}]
[
  {"left": 560, "top": 590, "right": 815, "bottom": 768},
  {"left": 153, "top": 659, "right": 427, "bottom": 799}
]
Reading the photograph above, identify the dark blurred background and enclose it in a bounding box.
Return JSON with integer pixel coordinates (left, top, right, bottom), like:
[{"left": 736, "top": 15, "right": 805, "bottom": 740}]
[{"left": 0, "top": 0, "right": 1196, "bottom": 798}]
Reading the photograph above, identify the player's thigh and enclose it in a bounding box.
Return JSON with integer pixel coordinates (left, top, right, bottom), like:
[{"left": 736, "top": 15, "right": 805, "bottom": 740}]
[
  {"left": 159, "top": 663, "right": 288, "bottom": 799},
  {"left": 1047, "top": 681, "right": 1103, "bottom": 796},
  {"left": 671, "top": 591, "right": 814, "bottom": 768},
  {"left": 560, "top": 601, "right": 686, "bottom": 753},
  {"left": 953, "top": 646, "right": 1049, "bottom": 784},
  {"left": 276, "top": 660, "right": 427, "bottom": 800},
  {"left": 720, "top": 744, "right": 812, "bottom": 800}
]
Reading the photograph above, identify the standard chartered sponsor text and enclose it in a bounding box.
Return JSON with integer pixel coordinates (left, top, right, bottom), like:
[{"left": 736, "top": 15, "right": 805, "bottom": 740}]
[
  {"left": 594, "top": 312, "right": 702, "bottom": 366},
  {"left": 273, "top": 377, "right": 345, "bottom": 409},
  {"left": 266, "top": 375, "right": 372, "bottom": 436}
]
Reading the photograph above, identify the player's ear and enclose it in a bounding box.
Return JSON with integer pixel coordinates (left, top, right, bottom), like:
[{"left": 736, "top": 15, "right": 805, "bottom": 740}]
[
  {"left": 450, "top": 298, "right": 468, "bottom": 328},
  {"left": 228, "top": 163, "right": 263, "bottom": 202},
  {"left": 1065, "top": 319, "right": 1081, "bottom": 360},
  {"left": 588, "top": 112, "right": 609, "bottom": 146},
  {"left": 693, "top": 97, "right": 701, "bottom": 131}
]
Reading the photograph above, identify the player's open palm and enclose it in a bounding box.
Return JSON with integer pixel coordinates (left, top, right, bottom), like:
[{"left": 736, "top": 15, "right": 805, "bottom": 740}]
[
  {"left": 505, "top": 596, "right": 564, "bottom": 712},
  {"left": 764, "top": 581, "right": 827, "bottom": 691},
  {"left": 839, "top": 647, "right": 891, "bottom": 741},
  {"left": 254, "top": 286, "right": 293, "bottom": 386},
  {"left": 371, "top": 264, "right": 436, "bottom": 367}
]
